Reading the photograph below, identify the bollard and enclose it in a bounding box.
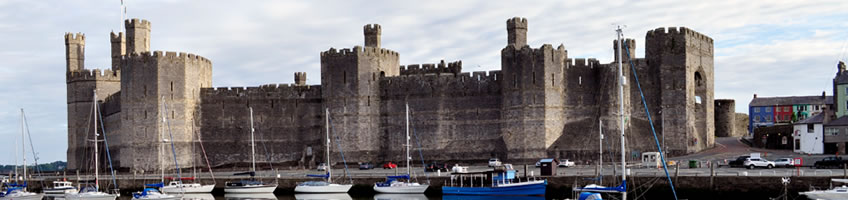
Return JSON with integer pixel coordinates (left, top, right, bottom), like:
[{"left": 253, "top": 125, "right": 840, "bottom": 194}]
[
  {"left": 710, "top": 162, "right": 715, "bottom": 189},
  {"left": 437, "top": 169, "right": 441, "bottom": 177}
]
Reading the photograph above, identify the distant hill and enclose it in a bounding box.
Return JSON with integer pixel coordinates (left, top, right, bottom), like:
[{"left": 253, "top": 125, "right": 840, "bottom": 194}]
[{"left": 0, "top": 161, "right": 67, "bottom": 174}]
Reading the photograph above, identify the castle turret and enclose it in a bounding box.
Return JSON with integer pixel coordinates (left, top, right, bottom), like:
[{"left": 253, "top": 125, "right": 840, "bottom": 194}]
[
  {"left": 110, "top": 32, "right": 125, "bottom": 71},
  {"left": 65, "top": 33, "right": 85, "bottom": 72},
  {"left": 364, "top": 24, "right": 381, "bottom": 48},
  {"left": 614, "top": 38, "right": 636, "bottom": 61},
  {"left": 294, "top": 72, "right": 307, "bottom": 86},
  {"left": 125, "top": 19, "right": 151, "bottom": 54},
  {"left": 506, "top": 17, "right": 527, "bottom": 47}
]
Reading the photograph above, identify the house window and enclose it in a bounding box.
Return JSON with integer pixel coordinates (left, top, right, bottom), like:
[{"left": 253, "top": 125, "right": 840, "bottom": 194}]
[
  {"left": 755, "top": 107, "right": 760, "bottom": 113},
  {"left": 754, "top": 115, "right": 760, "bottom": 122},
  {"left": 826, "top": 128, "right": 839, "bottom": 136},
  {"left": 808, "top": 124, "right": 815, "bottom": 133},
  {"left": 795, "top": 139, "right": 800, "bottom": 150},
  {"left": 766, "top": 107, "right": 772, "bottom": 112}
]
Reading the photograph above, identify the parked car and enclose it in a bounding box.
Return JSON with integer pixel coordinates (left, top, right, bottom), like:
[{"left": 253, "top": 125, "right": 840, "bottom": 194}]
[
  {"left": 773, "top": 158, "right": 795, "bottom": 167},
  {"left": 383, "top": 162, "right": 398, "bottom": 169},
  {"left": 558, "top": 159, "right": 576, "bottom": 168},
  {"left": 359, "top": 163, "right": 374, "bottom": 170},
  {"left": 488, "top": 158, "right": 502, "bottom": 167},
  {"left": 743, "top": 157, "right": 775, "bottom": 169},
  {"left": 317, "top": 163, "right": 329, "bottom": 171},
  {"left": 814, "top": 157, "right": 848, "bottom": 169},
  {"left": 425, "top": 162, "right": 448, "bottom": 172},
  {"left": 728, "top": 156, "right": 750, "bottom": 168}
]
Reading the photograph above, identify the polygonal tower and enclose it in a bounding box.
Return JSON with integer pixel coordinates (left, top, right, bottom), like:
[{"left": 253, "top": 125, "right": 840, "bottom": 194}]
[
  {"left": 320, "top": 24, "right": 399, "bottom": 163},
  {"left": 500, "top": 17, "right": 568, "bottom": 161}
]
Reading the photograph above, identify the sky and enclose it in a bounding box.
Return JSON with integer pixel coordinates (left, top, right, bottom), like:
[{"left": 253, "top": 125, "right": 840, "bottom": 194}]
[{"left": 0, "top": 0, "right": 847, "bottom": 165}]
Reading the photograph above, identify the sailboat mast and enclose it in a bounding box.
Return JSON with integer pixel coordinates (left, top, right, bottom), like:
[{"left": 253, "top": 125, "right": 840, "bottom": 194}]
[
  {"left": 616, "top": 26, "right": 627, "bottom": 200},
  {"left": 94, "top": 90, "right": 100, "bottom": 189},
  {"left": 249, "top": 107, "right": 256, "bottom": 172},
  {"left": 599, "top": 119, "right": 603, "bottom": 186},
  {"left": 325, "top": 108, "right": 331, "bottom": 183},
  {"left": 14, "top": 134, "right": 18, "bottom": 182},
  {"left": 405, "top": 103, "right": 411, "bottom": 179},
  {"left": 20, "top": 109, "right": 27, "bottom": 184},
  {"left": 160, "top": 99, "right": 166, "bottom": 184}
]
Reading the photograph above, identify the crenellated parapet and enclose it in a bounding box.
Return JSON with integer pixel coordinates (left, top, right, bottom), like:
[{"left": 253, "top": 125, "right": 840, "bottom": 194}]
[
  {"left": 381, "top": 70, "right": 502, "bottom": 97},
  {"left": 67, "top": 68, "right": 121, "bottom": 83},
  {"left": 124, "top": 18, "right": 151, "bottom": 29},
  {"left": 399, "top": 60, "right": 462, "bottom": 75},
  {"left": 320, "top": 46, "right": 399, "bottom": 58},
  {"left": 125, "top": 51, "right": 212, "bottom": 66},
  {"left": 646, "top": 27, "right": 714, "bottom": 59},
  {"left": 101, "top": 92, "right": 122, "bottom": 116},
  {"left": 201, "top": 84, "right": 322, "bottom": 99},
  {"left": 64, "top": 32, "right": 85, "bottom": 44}
]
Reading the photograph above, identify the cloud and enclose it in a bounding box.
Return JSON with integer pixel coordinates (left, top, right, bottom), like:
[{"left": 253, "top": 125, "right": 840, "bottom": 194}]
[{"left": 0, "top": 0, "right": 847, "bottom": 164}]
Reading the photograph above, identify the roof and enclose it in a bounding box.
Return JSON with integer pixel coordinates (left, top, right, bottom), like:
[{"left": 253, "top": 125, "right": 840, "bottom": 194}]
[
  {"left": 826, "top": 116, "right": 848, "bottom": 126},
  {"left": 749, "top": 95, "right": 832, "bottom": 107},
  {"left": 796, "top": 113, "right": 824, "bottom": 124},
  {"left": 539, "top": 158, "right": 556, "bottom": 163}
]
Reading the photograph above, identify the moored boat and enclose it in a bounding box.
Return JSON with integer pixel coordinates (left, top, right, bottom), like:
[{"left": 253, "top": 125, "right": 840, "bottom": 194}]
[
  {"left": 800, "top": 178, "right": 848, "bottom": 200},
  {"left": 44, "top": 180, "right": 77, "bottom": 195},
  {"left": 441, "top": 164, "right": 546, "bottom": 196}
]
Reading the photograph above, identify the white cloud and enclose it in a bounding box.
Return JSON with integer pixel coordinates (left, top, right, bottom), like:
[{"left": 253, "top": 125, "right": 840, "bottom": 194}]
[{"left": 0, "top": 0, "right": 847, "bottom": 163}]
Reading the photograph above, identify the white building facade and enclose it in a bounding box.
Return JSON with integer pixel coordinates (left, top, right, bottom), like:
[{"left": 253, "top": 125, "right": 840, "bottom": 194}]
[{"left": 793, "top": 114, "right": 824, "bottom": 154}]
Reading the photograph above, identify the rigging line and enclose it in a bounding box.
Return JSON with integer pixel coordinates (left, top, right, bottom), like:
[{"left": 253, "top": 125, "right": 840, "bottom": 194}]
[
  {"left": 82, "top": 97, "right": 95, "bottom": 182},
  {"left": 196, "top": 129, "right": 215, "bottom": 181},
  {"left": 328, "top": 114, "right": 353, "bottom": 184},
  {"left": 21, "top": 111, "right": 44, "bottom": 188},
  {"left": 623, "top": 39, "right": 678, "bottom": 200},
  {"left": 256, "top": 123, "right": 275, "bottom": 171},
  {"left": 161, "top": 99, "right": 182, "bottom": 183},
  {"left": 408, "top": 108, "right": 431, "bottom": 184},
  {"left": 96, "top": 103, "right": 119, "bottom": 191}
]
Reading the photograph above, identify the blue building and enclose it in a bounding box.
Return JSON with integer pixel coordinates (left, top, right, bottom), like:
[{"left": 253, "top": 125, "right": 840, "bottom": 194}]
[{"left": 748, "top": 94, "right": 832, "bottom": 136}]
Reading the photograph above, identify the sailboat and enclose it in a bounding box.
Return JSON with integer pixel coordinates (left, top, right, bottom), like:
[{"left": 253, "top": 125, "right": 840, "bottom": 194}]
[
  {"left": 66, "top": 90, "right": 118, "bottom": 200},
  {"left": 161, "top": 106, "right": 215, "bottom": 193},
  {"left": 132, "top": 97, "right": 181, "bottom": 200},
  {"left": 373, "top": 104, "right": 429, "bottom": 193},
  {"left": 224, "top": 107, "right": 278, "bottom": 193},
  {"left": 293, "top": 108, "right": 353, "bottom": 193},
  {"left": 0, "top": 109, "right": 44, "bottom": 200}
]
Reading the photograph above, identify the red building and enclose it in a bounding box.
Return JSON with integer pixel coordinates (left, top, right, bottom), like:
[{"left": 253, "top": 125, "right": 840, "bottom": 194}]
[{"left": 775, "top": 105, "right": 793, "bottom": 123}]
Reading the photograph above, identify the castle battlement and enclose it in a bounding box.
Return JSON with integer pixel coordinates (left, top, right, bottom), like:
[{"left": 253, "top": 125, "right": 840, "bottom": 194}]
[
  {"left": 110, "top": 32, "right": 124, "bottom": 41},
  {"left": 125, "top": 18, "right": 151, "bottom": 29},
  {"left": 101, "top": 92, "right": 122, "bottom": 116},
  {"left": 127, "top": 50, "right": 212, "bottom": 64},
  {"left": 320, "top": 46, "right": 399, "bottom": 58},
  {"left": 400, "top": 60, "right": 462, "bottom": 75},
  {"left": 567, "top": 58, "right": 601, "bottom": 68},
  {"left": 67, "top": 68, "right": 121, "bottom": 82},
  {"left": 202, "top": 84, "right": 322, "bottom": 99},
  {"left": 647, "top": 27, "right": 713, "bottom": 43},
  {"left": 64, "top": 32, "right": 85, "bottom": 44},
  {"left": 506, "top": 17, "right": 527, "bottom": 29},
  {"left": 364, "top": 24, "right": 381, "bottom": 35},
  {"left": 381, "top": 69, "right": 502, "bottom": 95}
]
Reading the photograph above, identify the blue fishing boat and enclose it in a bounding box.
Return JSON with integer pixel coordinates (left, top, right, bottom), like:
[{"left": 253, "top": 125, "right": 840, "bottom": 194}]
[{"left": 441, "top": 164, "right": 546, "bottom": 196}]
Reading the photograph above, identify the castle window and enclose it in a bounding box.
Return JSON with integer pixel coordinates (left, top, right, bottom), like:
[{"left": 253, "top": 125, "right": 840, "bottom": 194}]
[
  {"left": 513, "top": 75, "right": 517, "bottom": 88},
  {"left": 144, "top": 111, "right": 147, "bottom": 119},
  {"left": 343, "top": 71, "right": 347, "bottom": 84},
  {"left": 144, "top": 86, "right": 148, "bottom": 97},
  {"left": 170, "top": 82, "right": 174, "bottom": 91},
  {"left": 532, "top": 71, "right": 536, "bottom": 85},
  {"left": 551, "top": 73, "right": 555, "bottom": 87},
  {"left": 579, "top": 76, "right": 583, "bottom": 86},
  {"left": 172, "top": 111, "right": 175, "bottom": 119}
]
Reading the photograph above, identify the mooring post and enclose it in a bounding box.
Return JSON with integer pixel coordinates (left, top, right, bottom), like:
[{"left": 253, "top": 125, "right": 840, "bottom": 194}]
[
  {"left": 675, "top": 162, "right": 680, "bottom": 183},
  {"left": 710, "top": 162, "right": 715, "bottom": 189}
]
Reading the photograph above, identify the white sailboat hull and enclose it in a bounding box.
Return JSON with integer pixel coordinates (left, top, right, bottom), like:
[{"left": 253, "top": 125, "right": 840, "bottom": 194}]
[
  {"left": 45, "top": 188, "right": 78, "bottom": 194},
  {"left": 294, "top": 184, "right": 352, "bottom": 193},
  {"left": 225, "top": 193, "right": 278, "bottom": 200},
  {"left": 225, "top": 185, "right": 277, "bottom": 193},
  {"left": 0, "top": 192, "right": 43, "bottom": 200},
  {"left": 161, "top": 184, "right": 215, "bottom": 193},
  {"left": 65, "top": 192, "right": 118, "bottom": 200},
  {"left": 801, "top": 190, "right": 848, "bottom": 200},
  {"left": 294, "top": 193, "right": 352, "bottom": 200},
  {"left": 373, "top": 183, "right": 429, "bottom": 193}
]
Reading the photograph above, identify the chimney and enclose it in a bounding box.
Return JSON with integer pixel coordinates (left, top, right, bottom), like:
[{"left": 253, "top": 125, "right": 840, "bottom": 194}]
[
  {"left": 839, "top": 61, "right": 846, "bottom": 74},
  {"left": 823, "top": 91, "right": 827, "bottom": 99},
  {"left": 753, "top": 94, "right": 757, "bottom": 99}
]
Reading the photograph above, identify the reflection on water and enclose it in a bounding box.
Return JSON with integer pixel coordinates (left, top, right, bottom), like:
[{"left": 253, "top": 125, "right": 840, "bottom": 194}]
[
  {"left": 225, "top": 193, "right": 278, "bottom": 200},
  {"left": 294, "top": 193, "right": 351, "bottom": 200},
  {"left": 182, "top": 193, "right": 215, "bottom": 200},
  {"left": 373, "top": 194, "right": 427, "bottom": 200},
  {"left": 442, "top": 195, "right": 544, "bottom": 200}
]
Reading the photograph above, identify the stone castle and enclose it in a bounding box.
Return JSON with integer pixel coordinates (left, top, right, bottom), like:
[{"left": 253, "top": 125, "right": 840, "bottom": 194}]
[{"left": 66, "top": 17, "right": 723, "bottom": 171}]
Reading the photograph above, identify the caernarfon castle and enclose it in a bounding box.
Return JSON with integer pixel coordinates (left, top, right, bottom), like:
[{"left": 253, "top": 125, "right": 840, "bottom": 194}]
[{"left": 66, "top": 17, "right": 730, "bottom": 172}]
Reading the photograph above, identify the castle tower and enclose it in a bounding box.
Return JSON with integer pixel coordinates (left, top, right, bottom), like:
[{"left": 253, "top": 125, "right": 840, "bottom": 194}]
[
  {"left": 715, "top": 99, "right": 736, "bottom": 137},
  {"left": 65, "top": 33, "right": 85, "bottom": 72},
  {"left": 294, "top": 72, "right": 307, "bottom": 86},
  {"left": 364, "top": 24, "right": 381, "bottom": 48},
  {"left": 500, "top": 17, "right": 568, "bottom": 161},
  {"left": 120, "top": 19, "right": 212, "bottom": 171},
  {"left": 614, "top": 38, "right": 637, "bottom": 61},
  {"left": 125, "top": 19, "right": 151, "bottom": 54},
  {"left": 64, "top": 32, "right": 122, "bottom": 171},
  {"left": 321, "top": 23, "right": 399, "bottom": 163},
  {"left": 506, "top": 17, "right": 527, "bottom": 47},
  {"left": 110, "top": 32, "right": 125, "bottom": 71},
  {"left": 646, "top": 27, "right": 715, "bottom": 154}
]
